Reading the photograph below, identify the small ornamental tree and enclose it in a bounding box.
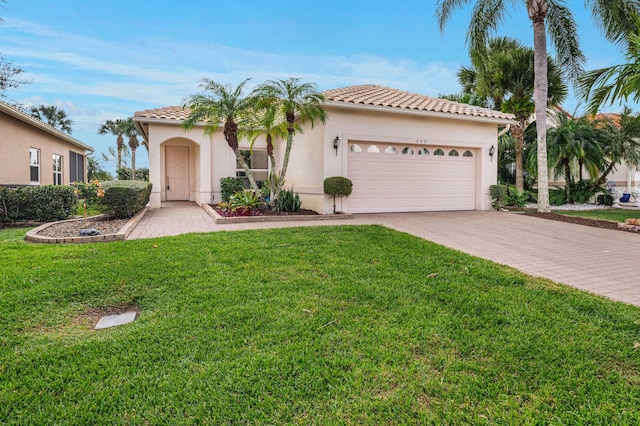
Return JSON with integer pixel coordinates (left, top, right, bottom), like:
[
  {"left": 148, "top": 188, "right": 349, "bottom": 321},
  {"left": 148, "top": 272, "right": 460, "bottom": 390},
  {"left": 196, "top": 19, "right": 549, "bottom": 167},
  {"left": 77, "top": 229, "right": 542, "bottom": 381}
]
[{"left": 324, "top": 176, "right": 352, "bottom": 214}]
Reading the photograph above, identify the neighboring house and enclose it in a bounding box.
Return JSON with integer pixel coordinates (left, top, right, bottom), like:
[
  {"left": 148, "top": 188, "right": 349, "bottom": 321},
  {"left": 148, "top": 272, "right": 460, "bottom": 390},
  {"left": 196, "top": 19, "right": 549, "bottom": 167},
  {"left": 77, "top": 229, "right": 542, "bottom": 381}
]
[
  {"left": 0, "top": 101, "right": 93, "bottom": 186},
  {"left": 133, "top": 85, "right": 513, "bottom": 213}
]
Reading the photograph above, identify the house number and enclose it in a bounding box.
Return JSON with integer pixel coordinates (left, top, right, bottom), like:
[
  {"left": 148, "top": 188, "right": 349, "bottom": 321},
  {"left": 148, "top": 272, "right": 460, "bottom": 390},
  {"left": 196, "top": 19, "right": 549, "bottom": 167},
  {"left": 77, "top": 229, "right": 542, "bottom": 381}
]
[{"left": 416, "top": 139, "right": 428, "bottom": 144}]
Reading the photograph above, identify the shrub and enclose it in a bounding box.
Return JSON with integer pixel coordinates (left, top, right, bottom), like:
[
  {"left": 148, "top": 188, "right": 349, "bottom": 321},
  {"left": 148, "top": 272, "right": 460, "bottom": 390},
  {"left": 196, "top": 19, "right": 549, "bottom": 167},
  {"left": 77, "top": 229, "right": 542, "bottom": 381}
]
[
  {"left": 324, "top": 177, "right": 353, "bottom": 214},
  {"left": 549, "top": 187, "right": 568, "bottom": 206},
  {"left": 489, "top": 184, "right": 508, "bottom": 210},
  {"left": 277, "top": 188, "right": 302, "bottom": 212},
  {"left": 71, "top": 180, "right": 105, "bottom": 206},
  {"left": 505, "top": 186, "right": 529, "bottom": 207},
  {"left": 116, "top": 167, "right": 149, "bottom": 181},
  {"left": 229, "top": 190, "right": 264, "bottom": 212},
  {"left": 100, "top": 180, "right": 152, "bottom": 219},
  {"left": 0, "top": 185, "right": 77, "bottom": 223},
  {"left": 571, "top": 180, "right": 602, "bottom": 204},
  {"left": 220, "top": 177, "right": 245, "bottom": 203}
]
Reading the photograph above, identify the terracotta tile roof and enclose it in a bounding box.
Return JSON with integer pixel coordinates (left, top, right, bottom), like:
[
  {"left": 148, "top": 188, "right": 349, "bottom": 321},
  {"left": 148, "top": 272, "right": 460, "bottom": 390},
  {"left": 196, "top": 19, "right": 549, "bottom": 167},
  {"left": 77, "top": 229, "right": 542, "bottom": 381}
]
[
  {"left": 323, "top": 85, "right": 514, "bottom": 121},
  {"left": 134, "top": 105, "right": 189, "bottom": 121},
  {"left": 134, "top": 85, "right": 514, "bottom": 122},
  {"left": 593, "top": 112, "right": 621, "bottom": 128}
]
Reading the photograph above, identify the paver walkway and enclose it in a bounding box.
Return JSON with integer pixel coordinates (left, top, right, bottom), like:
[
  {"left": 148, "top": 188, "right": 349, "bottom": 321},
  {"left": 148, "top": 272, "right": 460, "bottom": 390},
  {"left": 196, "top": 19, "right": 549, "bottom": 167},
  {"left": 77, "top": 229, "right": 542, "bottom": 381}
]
[{"left": 128, "top": 202, "right": 640, "bottom": 306}]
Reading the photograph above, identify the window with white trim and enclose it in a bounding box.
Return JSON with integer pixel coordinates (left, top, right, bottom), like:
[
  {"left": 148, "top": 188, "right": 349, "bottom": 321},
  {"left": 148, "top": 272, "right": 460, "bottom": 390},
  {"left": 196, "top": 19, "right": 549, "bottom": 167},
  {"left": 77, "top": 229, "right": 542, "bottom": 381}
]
[
  {"left": 53, "top": 154, "right": 63, "bottom": 185},
  {"left": 237, "top": 150, "right": 269, "bottom": 183},
  {"left": 29, "top": 148, "right": 40, "bottom": 183}
]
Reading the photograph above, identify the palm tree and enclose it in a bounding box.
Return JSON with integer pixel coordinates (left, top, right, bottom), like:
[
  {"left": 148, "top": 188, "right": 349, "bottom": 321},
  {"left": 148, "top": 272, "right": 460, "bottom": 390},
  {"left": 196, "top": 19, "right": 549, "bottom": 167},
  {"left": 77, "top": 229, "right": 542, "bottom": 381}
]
[
  {"left": 245, "top": 103, "right": 290, "bottom": 200},
  {"left": 98, "top": 119, "right": 130, "bottom": 170},
  {"left": 254, "top": 78, "right": 326, "bottom": 200},
  {"left": 30, "top": 104, "right": 73, "bottom": 133},
  {"left": 594, "top": 106, "right": 640, "bottom": 186},
  {"left": 182, "top": 78, "right": 261, "bottom": 193},
  {"left": 123, "top": 118, "right": 141, "bottom": 180},
  {"left": 579, "top": 16, "right": 640, "bottom": 115},
  {"left": 437, "top": 0, "right": 640, "bottom": 212},
  {"left": 545, "top": 111, "right": 605, "bottom": 202},
  {"left": 458, "top": 37, "right": 567, "bottom": 191}
]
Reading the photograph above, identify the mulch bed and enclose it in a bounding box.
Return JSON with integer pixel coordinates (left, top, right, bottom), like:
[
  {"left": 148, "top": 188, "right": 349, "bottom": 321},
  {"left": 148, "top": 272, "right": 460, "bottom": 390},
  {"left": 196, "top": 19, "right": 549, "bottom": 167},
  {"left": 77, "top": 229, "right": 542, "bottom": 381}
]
[
  {"left": 213, "top": 206, "right": 319, "bottom": 218},
  {"left": 525, "top": 212, "right": 621, "bottom": 231},
  {"left": 36, "top": 216, "right": 130, "bottom": 238}
]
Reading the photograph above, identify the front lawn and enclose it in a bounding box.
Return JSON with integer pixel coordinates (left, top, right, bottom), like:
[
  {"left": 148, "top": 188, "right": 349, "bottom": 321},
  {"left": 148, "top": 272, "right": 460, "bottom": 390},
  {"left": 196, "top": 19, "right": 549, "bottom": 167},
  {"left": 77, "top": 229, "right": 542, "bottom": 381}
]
[
  {"left": 1, "top": 226, "right": 639, "bottom": 424},
  {"left": 557, "top": 209, "right": 640, "bottom": 222}
]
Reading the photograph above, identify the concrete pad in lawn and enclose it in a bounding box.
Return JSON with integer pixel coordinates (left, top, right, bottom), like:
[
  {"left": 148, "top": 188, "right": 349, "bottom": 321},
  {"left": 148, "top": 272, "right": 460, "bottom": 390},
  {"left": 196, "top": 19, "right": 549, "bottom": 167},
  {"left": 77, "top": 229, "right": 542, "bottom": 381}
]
[{"left": 95, "top": 311, "right": 137, "bottom": 330}]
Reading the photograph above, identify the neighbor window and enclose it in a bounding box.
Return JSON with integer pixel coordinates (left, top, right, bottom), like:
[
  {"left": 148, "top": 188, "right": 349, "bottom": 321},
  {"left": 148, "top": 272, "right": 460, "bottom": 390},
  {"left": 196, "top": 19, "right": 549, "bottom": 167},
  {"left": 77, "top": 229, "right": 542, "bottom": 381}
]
[
  {"left": 29, "top": 148, "right": 40, "bottom": 183},
  {"left": 237, "top": 150, "right": 269, "bottom": 184},
  {"left": 69, "top": 151, "right": 85, "bottom": 183},
  {"left": 53, "top": 154, "right": 63, "bottom": 185}
]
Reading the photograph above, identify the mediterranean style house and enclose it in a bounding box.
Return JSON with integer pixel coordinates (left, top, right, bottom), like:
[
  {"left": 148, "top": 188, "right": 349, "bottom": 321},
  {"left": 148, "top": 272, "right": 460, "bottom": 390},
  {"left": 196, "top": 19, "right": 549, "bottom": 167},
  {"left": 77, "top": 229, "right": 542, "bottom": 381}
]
[
  {"left": 133, "top": 85, "right": 514, "bottom": 214},
  {"left": 0, "top": 101, "right": 93, "bottom": 186}
]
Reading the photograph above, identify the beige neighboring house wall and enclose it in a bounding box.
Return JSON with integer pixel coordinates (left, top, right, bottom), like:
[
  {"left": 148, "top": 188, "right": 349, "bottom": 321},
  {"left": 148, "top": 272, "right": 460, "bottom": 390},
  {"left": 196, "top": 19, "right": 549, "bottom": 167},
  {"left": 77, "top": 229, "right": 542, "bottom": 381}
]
[
  {"left": 134, "top": 85, "right": 513, "bottom": 213},
  {"left": 0, "top": 101, "right": 93, "bottom": 186}
]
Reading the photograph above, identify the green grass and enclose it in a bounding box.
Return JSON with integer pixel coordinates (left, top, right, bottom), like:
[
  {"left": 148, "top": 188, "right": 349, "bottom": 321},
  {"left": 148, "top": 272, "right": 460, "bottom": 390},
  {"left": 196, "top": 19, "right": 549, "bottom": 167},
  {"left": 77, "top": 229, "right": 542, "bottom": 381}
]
[
  {"left": 557, "top": 209, "right": 640, "bottom": 222},
  {"left": 2, "top": 225, "right": 640, "bottom": 424}
]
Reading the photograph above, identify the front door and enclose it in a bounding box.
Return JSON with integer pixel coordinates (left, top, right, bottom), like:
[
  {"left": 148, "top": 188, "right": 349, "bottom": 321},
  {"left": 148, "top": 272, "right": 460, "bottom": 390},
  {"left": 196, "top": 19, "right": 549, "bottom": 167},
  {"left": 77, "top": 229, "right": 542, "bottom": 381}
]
[{"left": 165, "top": 146, "right": 189, "bottom": 201}]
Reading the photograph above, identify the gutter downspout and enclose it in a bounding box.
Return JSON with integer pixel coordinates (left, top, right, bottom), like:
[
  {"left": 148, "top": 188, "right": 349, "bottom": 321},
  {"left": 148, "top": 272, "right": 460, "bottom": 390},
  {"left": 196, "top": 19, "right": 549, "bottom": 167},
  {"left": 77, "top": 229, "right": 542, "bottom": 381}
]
[{"left": 497, "top": 123, "right": 511, "bottom": 138}]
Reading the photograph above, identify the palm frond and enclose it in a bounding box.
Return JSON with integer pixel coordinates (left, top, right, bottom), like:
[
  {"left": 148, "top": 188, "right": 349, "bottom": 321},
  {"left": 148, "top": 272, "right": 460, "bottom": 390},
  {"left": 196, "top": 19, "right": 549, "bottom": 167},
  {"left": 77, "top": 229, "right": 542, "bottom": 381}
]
[{"left": 547, "top": 1, "right": 585, "bottom": 81}]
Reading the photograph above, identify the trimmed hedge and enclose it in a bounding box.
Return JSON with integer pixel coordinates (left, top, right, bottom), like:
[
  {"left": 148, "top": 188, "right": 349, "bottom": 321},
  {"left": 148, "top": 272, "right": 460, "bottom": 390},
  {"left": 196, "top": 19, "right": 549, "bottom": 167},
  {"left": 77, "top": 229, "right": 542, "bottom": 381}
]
[
  {"left": 100, "top": 180, "right": 152, "bottom": 219},
  {"left": 0, "top": 185, "right": 77, "bottom": 223}
]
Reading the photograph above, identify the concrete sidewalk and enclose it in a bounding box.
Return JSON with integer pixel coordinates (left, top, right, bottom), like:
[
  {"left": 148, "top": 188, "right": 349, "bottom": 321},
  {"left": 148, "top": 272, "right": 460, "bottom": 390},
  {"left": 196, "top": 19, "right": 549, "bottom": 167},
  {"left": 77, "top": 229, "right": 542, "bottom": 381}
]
[{"left": 128, "top": 202, "right": 640, "bottom": 306}]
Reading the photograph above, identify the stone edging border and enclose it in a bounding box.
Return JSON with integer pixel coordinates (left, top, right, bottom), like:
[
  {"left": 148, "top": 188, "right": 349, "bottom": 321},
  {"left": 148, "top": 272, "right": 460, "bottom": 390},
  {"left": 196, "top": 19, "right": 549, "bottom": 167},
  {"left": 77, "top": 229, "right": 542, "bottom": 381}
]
[
  {"left": 201, "top": 203, "right": 353, "bottom": 224},
  {"left": 25, "top": 206, "right": 150, "bottom": 244},
  {"left": 618, "top": 223, "right": 640, "bottom": 233}
]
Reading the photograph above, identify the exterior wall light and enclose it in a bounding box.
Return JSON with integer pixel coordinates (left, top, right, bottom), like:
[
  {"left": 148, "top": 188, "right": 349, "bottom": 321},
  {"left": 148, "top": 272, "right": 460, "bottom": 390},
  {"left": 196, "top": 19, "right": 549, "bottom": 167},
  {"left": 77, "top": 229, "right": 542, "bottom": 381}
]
[
  {"left": 489, "top": 145, "right": 496, "bottom": 161},
  {"left": 333, "top": 135, "right": 341, "bottom": 156}
]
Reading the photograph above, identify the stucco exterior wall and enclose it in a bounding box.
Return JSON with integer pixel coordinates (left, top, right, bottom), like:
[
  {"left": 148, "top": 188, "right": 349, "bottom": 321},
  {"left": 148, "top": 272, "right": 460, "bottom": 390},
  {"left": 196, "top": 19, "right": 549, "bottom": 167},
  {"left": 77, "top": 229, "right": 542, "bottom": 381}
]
[
  {"left": 0, "top": 110, "right": 88, "bottom": 185},
  {"left": 145, "top": 122, "right": 268, "bottom": 208},
  {"left": 286, "top": 106, "right": 501, "bottom": 214}
]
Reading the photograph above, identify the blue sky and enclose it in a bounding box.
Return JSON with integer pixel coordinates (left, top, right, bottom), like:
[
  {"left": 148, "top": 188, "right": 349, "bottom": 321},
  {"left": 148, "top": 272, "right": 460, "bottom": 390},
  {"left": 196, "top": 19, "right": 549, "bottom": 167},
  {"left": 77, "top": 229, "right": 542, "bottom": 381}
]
[{"left": 0, "top": 1, "right": 632, "bottom": 173}]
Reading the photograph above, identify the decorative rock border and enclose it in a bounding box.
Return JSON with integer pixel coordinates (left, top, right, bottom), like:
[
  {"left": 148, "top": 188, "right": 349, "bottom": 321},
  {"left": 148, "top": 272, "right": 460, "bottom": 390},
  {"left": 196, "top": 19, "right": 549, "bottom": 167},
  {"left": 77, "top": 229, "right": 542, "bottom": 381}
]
[
  {"left": 202, "top": 204, "right": 353, "bottom": 224},
  {"left": 618, "top": 222, "right": 640, "bottom": 233},
  {"left": 25, "top": 207, "right": 149, "bottom": 244}
]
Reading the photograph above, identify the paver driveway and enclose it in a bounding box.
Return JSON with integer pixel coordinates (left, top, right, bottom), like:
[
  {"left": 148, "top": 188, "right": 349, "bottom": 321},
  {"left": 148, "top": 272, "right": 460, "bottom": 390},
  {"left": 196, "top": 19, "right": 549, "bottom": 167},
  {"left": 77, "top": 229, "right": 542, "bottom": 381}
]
[{"left": 128, "top": 202, "right": 640, "bottom": 306}]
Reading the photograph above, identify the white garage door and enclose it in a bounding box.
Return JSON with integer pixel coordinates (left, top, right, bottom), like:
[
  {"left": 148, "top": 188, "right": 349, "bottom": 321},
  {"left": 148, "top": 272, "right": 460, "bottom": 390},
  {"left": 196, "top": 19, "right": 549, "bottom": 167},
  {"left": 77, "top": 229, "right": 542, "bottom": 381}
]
[{"left": 347, "top": 143, "right": 477, "bottom": 213}]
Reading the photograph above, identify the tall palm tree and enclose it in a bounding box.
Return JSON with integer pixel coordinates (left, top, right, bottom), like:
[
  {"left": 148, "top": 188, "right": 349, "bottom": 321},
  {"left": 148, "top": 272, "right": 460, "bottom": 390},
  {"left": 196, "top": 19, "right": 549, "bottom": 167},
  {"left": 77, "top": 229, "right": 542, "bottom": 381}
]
[
  {"left": 254, "top": 78, "right": 326, "bottom": 200},
  {"left": 30, "top": 104, "right": 73, "bottom": 133},
  {"left": 123, "top": 118, "right": 141, "bottom": 180},
  {"left": 459, "top": 37, "right": 567, "bottom": 191},
  {"left": 245, "top": 103, "right": 290, "bottom": 200},
  {"left": 98, "top": 119, "right": 130, "bottom": 170},
  {"left": 182, "top": 78, "right": 261, "bottom": 193},
  {"left": 437, "top": 0, "right": 640, "bottom": 212},
  {"left": 594, "top": 106, "right": 640, "bottom": 186}
]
